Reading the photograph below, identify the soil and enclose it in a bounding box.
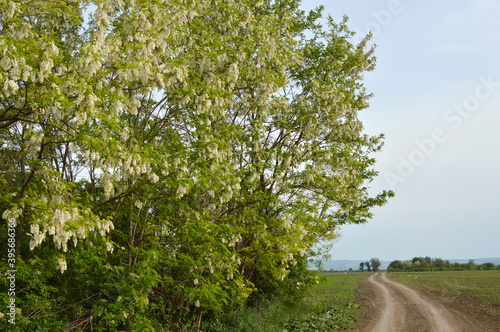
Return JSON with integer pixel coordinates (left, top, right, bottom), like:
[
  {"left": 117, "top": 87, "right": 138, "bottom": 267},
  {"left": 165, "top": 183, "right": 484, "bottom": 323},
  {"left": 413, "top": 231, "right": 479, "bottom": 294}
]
[{"left": 354, "top": 273, "right": 500, "bottom": 332}]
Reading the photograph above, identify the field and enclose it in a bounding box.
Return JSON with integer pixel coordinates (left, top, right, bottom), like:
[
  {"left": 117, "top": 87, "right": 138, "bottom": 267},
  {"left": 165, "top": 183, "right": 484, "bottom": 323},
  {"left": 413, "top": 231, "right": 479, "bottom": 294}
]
[
  {"left": 308, "top": 272, "right": 368, "bottom": 306},
  {"left": 389, "top": 271, "right": 500, "bottom": 318}
]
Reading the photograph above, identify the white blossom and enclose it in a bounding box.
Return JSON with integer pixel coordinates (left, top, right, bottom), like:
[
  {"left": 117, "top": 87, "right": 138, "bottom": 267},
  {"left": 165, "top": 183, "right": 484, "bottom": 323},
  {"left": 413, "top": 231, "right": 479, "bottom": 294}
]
[
  {"left": 105, "top": 242, "right": 114, "bottom": 253},
  {"left": 57, "top": 258, "right": 67, "bottom": 273},
  {"left": 176, "top": 184, "right": 188, "bottom": 199}
]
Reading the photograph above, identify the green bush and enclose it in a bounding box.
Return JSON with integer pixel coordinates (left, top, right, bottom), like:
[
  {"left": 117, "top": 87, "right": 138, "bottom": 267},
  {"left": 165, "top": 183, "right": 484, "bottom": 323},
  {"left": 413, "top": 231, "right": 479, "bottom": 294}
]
[{"left": 285, "top": 304, "right": 359, "bottom": 332}]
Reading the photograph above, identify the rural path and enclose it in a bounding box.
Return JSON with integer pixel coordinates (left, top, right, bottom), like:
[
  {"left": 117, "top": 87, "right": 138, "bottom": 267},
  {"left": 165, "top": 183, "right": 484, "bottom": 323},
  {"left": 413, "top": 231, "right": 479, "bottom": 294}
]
[{"left": 359, "top": 273, "right": 479, "bottom": 332}]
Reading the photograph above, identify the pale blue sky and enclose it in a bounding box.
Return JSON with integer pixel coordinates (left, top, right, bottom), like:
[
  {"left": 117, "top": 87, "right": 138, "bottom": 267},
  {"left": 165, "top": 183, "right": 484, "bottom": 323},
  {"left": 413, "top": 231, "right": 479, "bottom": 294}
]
[{"left": 300, "top": 0, "right": 500, "bottom": 261}]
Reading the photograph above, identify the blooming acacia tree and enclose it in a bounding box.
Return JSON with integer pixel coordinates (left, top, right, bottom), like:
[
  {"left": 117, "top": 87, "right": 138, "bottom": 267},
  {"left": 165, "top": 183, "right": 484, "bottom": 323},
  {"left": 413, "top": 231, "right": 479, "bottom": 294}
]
[{"left": 0, "top": 0, "right": 392, "bottom": 329}]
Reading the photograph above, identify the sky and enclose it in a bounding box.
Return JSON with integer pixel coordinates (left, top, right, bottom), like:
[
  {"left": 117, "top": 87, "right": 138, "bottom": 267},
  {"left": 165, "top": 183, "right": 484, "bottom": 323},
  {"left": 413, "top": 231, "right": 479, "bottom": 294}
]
[{"left": 299, "top": 0, "right": 500, "bottom": 261}]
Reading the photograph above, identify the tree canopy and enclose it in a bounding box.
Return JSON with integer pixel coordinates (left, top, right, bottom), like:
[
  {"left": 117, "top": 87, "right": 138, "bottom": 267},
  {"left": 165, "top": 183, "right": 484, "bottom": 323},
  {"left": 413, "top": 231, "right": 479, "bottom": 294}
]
[
  {"left": 0, "top": 0, "right": 392, "bottom": 330},
  {"left": 370, "top": 257, "right": 381, "bottom": 272}
]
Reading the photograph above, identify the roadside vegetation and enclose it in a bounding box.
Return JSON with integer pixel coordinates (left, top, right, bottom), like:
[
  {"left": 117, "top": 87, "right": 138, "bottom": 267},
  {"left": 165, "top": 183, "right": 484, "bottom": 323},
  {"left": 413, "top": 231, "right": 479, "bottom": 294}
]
[
  {"left": 390, "top": 271, "right": 500, "bottom": 320},
  {"left": 202, "top": 272, "right": 367, "bottom": 332}
]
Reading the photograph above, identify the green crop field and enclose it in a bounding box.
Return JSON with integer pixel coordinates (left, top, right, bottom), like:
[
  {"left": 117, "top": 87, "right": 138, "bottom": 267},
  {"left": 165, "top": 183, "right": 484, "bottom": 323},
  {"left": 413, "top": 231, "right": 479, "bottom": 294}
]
[
  {"left": 308, "top": 272, "right": 368, "bottom": 306},
  {"left": 389, "top": 271, "right": 500, "bottom": 317}
]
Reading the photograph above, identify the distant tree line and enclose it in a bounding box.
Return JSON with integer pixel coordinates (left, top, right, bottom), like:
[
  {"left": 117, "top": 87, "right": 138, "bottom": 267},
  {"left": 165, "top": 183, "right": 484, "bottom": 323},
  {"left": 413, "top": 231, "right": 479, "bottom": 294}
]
[
  {"left": 387, "top": 257, "right": 500, "bottom": 272},
  {"left": 320, "top": 257, "right": 383, "bottom": 273},
  {"left": 359, "top": 258, "right": 382, "bottom": 272}
]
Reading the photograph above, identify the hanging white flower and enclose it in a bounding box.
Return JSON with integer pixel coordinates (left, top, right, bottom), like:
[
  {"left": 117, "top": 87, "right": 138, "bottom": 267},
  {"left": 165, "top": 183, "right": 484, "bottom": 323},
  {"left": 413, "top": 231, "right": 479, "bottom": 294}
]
[
  {"left": 57, "top": 258, "right": 67, "bottom": 273},
  {"left": 134, "top": 200, "right": 143, "bottom": 209},
  {"left": 105, "top": 242, "right": 114, "bottom": 253}
]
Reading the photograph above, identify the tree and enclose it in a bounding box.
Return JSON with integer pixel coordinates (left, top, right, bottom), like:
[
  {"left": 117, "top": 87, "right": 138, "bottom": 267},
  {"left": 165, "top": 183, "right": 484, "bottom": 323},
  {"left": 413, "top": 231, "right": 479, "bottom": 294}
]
[
  {"left": 365, "top": 261, "right": 371, "bottom": 272},
  {"left": 387, "top": 260, "right": 404, "bottom": 272},
  {"left": 370, "top": 258, "right": 382, "bottom": 272},
  {"left": 480, "top": 262, "right": 495, "bottom": 270},
  {"left": 359, "top": 262, "right": 365, "bottom": 272},
  {"left": 0, "top": 1, "right": 392, "bottom": 329}
]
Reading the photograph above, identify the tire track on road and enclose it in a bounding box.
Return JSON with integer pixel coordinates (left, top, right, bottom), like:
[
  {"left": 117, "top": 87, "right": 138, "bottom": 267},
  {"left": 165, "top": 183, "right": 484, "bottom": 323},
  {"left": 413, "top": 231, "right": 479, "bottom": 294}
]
[
  {"left": 362, "top": 273, "right": 459, "bottom": 332},
  {"left": 365, "top": 273, "right": 404, "bottom": 332}
]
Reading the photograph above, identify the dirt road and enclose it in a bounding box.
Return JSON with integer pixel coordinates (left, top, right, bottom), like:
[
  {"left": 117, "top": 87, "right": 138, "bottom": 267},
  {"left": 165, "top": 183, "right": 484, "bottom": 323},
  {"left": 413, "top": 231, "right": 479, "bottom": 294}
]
[{"left": 358, "top": 273, "right": 489, "bottom": 332}]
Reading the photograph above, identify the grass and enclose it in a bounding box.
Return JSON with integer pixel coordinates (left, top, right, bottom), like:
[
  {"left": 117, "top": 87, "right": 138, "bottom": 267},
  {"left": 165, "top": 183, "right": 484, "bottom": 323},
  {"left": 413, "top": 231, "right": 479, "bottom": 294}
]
[
  {"left": 201, "top": 272, "right": 369, "bottom": 331},
  {"left": 389, "top": 270, "right": 500, "bottom": 317},
  {"left": 307, "top": 272, "right": 368, "bottom": 306}
]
